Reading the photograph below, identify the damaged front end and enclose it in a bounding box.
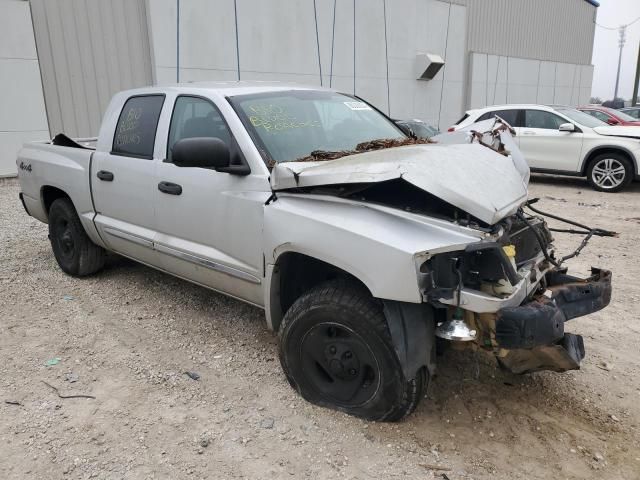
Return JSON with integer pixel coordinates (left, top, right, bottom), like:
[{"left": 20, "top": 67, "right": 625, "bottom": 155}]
[
  {"left": 270, "top": 113, "right": 614, "bottom": 375},
  {"left": 494, "top": 267, "right": 611, "bottom": 373},
  {"left": 419, "top": 207, "right": 614, "bottom": 374}
]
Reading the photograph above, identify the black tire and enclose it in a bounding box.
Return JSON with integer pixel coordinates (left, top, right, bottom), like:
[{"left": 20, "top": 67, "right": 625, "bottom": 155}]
[
  {"left": 48, "top": 198, "right": 105, "bottom": 276},
  {"left": 586, "top": 152, "right": 633, "bottom": 192},
  {"left": 278, "top": 280, "right": 427, "bottom": 421}
]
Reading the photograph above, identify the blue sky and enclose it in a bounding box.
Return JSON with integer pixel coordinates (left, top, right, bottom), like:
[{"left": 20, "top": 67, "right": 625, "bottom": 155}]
[{"left": 591, "top": 0, "right": 640, "bottom": 100}]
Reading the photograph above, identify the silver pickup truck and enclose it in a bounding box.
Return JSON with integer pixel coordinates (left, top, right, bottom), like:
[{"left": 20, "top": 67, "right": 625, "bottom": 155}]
[{"left": 16, "top": 82, "right": 612, "bottom": 421}]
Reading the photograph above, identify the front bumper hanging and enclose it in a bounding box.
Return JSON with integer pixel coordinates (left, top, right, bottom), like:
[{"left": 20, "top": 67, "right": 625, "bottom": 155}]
[{"left": 493, "top": 268, "right": 612, "bottom": 374}]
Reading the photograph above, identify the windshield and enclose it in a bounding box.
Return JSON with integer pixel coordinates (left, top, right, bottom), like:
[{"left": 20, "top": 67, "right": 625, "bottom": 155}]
[
  {"left": 229, "top": 90, "right": 405, "bottom": 163},
  {"left": 556, "top": 108, "right": 607, "bottom": 128}
]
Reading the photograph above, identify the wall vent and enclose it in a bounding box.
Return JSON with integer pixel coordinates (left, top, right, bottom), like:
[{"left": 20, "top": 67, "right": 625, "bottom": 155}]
[{"left": 415, "top": 53, "right": 445, "bottom": 81}]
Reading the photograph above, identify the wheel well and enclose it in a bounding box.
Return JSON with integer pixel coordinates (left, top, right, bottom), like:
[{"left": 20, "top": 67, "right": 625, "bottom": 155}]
[
  {"left": 582, "top": 148, "right": 635, "bottom": 176},
  {"left": 41, "top": 186, "right": 70, "bottom": 216},
  {"left": 269, "top": 252, "right": 371, "bottom": 332}
]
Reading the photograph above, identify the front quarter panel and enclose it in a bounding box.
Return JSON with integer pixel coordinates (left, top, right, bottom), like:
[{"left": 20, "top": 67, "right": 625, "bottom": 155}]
[
  {"left": 578, "top": 130, "right": 640, "bottom": 175},
  {"left": 264, "top": 194, "right": 485, "bottom": 303}
]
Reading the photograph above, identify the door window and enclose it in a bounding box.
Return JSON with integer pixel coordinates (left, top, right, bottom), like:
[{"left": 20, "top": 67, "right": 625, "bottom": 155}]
[
  {"left": 523, "top": 110, "right": 565, "bottom": 129},
  {"left": 112, "top": 95, "right": 165, "bottom": 159},
  {"left": 625, "top": 108, "right": 640, "bottom": 119},
  {"left": 585, "top": 110, "right": 611, "bottom": 123},
  {"left": 167, "top": 96, "right": 233, "bottom": 163},
  {"left": 477, "top": 109, "right": 520, "bottom": 126}
]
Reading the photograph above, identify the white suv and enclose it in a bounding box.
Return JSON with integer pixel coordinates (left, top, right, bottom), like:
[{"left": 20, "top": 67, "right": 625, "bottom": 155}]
[{"left": 450, "top": 104, "right": 640, "bottom": 192}]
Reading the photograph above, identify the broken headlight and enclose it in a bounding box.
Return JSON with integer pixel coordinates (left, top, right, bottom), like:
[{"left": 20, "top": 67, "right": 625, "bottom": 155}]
[{"left": 419, "top": 242, "right": 519, "bottom": 302}]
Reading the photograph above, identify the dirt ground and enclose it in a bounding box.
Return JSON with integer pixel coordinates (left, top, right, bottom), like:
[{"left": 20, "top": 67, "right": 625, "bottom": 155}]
[{"left": 1, "top": 175, "right": 639, "bottom": 480}]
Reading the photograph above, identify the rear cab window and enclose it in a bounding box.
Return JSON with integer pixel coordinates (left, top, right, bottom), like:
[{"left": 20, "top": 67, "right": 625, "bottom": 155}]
[{"left": 112, "top": 95, "right": 166, "bottom": 159}]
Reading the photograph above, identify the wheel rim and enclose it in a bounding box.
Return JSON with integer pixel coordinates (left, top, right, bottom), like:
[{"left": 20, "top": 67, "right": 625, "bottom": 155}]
[
  {"left": 53, "top": 218, "right": 75, "bottom": 259},
  {"left": 592, "top": 158, "right": 626, "bottom": 189},
  {"left": 299, "top": 322, "right": 380, "bottom": 407}
]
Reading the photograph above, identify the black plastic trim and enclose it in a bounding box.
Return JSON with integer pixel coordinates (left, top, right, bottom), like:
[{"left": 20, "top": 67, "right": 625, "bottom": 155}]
[
  {"left": 96, "top": 170, "right": 114, "bottom": 181},
  {"left": 530, "top": 167, "right": 582, "bottom": 177},
  {"left": 495, "top": 268, "right": 612, "bottom": 349},
  {"left": 18, "top": 192, "right": 30, "bottom": 216},
  {"left": 382, "top": 301, "right": 436, "bottom": 380},
  {"left": 158, "top": 181, "right": 182, "bottom": 195}
]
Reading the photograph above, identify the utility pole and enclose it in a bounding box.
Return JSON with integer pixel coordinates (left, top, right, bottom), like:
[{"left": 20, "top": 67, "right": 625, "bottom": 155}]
[
  {"left": 176, "top": 0, "right": 180, "bottom": 83},
  {"left": 633, "top": 41, "right": 640, "bottom": 106},
  {"left": 614, "top": 25, "right": 627, "bottom": 99}
]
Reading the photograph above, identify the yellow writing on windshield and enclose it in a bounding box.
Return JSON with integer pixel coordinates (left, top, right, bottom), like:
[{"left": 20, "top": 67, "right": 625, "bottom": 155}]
[{"left": 248, "top": 104, "right": 320, "bottom": 132}]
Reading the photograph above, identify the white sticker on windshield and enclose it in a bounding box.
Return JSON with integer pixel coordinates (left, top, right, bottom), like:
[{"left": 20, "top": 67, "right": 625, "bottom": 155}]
[{"left": 344, "top": 101, "right": 372, "bottom": 111}]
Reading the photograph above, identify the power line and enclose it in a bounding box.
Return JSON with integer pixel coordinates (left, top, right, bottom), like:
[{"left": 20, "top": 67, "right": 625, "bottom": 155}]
[
  {"left": 595, "top": 16, "right": 640, "bottom": 30},
  {"left": 436, "top": 0, "right": 452, "bottom": 129},
  {"left": 312, "top": 0, "right": 322, "bottom": 86}
]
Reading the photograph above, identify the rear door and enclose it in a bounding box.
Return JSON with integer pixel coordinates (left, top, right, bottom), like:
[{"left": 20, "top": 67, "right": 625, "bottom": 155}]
[
  {"left": 518, "top": 109, "right": 583, "bottom": 172},
  {"left": 92, "top": 94, "right": 165, "bottom": 266}
]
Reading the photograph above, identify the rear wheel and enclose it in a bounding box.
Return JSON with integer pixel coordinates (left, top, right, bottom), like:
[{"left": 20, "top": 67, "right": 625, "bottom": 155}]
[
  {"left": 587, "top": 153, "right": 633, "bottom": 192},
  {"left": 48, "top": 198, "right": 106, "bottom": 276},
  {"left": 278, "top": 280, "right": 427, "bottom": 421}
]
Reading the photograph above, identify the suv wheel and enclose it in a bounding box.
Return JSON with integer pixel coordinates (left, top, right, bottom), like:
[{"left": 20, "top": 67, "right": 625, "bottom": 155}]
[
  {"left": 587, "top": 153, "right": 633, "bottom": 192},
  {"left": 278, "top": 280, "right": 427, "bottom": 421},
  {"left": 49, "top": 198, "right": 106, "bottom": 276}
]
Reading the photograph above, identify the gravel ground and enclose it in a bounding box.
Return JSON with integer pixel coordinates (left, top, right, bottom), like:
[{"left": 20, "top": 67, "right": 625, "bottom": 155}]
[{"left": 1, "top": 175, "right": 639, "bottom": 480}]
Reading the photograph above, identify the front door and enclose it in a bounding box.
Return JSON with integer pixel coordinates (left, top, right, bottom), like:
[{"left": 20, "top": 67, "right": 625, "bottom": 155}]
[
  {"left": 153, "top": 95, "right": 269, "bottom": 306},
  {"left": 92, "top": 94, "right": 165, "bottom": 266},
  {"left": 517, "top": 109, "right": 583, "bottom": 172}
]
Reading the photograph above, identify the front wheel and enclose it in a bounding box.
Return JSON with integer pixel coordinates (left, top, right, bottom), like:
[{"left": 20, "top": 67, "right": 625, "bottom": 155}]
[
  {"left": 587, "top": 153, "right": 633, "bottom": 192},
  {"left": 278, "top": 280, "right": 427, "bottom": 421},
  {"left": 48, "top": 198, "right": 106, "bottom": 276}
]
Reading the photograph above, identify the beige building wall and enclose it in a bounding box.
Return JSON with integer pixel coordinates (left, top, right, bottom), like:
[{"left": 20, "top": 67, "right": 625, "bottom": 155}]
[
  {"left": 29, "top": 0, "right": 155, "bottom": 139},
  {"left": 0, "top": 0, "right": 49, "bottom": 177}
]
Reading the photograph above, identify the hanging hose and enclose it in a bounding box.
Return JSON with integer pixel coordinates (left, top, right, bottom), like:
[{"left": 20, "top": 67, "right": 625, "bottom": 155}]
[
  {"left": 521, "top": 199, "right": 618, "bottom": 267},
  {"left": 525, "top": 199, "right": 617, "bottom": 238}
]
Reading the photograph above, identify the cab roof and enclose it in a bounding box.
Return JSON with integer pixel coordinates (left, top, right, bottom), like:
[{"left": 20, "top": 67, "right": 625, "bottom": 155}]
[{"left": 122, "top": 81, "right": 333, "bottom": 97}]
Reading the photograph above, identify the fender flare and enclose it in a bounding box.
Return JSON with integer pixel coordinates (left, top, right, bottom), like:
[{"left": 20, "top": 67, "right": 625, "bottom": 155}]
[{"left": 382, "top": 300, "right": 437, "bottom": 380}]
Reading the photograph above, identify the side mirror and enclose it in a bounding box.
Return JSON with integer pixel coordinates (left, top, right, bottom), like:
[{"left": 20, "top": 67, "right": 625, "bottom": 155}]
[
  {"left": 607, "top": 118, "right": 619, "bottom": 125},
  {"left": 172, "top": 137, "right": 230, "bottom": 169},
  {"left": 558, "top": 123, "right": 576, "bottom": 132}
]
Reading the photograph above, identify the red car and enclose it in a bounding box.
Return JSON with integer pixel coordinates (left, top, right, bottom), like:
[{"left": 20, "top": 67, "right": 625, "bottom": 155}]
[{"left": 577, "top": 105, "right": 640, "bottom": 126}]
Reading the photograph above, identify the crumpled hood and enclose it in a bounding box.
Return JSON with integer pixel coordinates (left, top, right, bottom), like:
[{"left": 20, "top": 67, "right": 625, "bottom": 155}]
[
  {"left": 593, "top": 125, "right": 640, "bottom": 139},
  {"left": 270, "top": 144, "right": 528, "bottom": 225}
]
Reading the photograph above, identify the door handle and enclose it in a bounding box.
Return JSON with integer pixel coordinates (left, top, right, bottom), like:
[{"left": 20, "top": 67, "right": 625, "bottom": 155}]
[
  {"left": 158, "top": 181, "right": 182, "bottom": 195},
  {"left": 97, "top": 170, "right": 114, "bottom": 181},
  {"left": 522, "top": 130, "right": 536, "bottom": 135}
]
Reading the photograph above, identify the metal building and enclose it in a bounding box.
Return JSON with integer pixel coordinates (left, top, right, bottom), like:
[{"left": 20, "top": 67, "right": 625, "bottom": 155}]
[{"left": 0, "top": 0, "right": 598, "bottom": 176}]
